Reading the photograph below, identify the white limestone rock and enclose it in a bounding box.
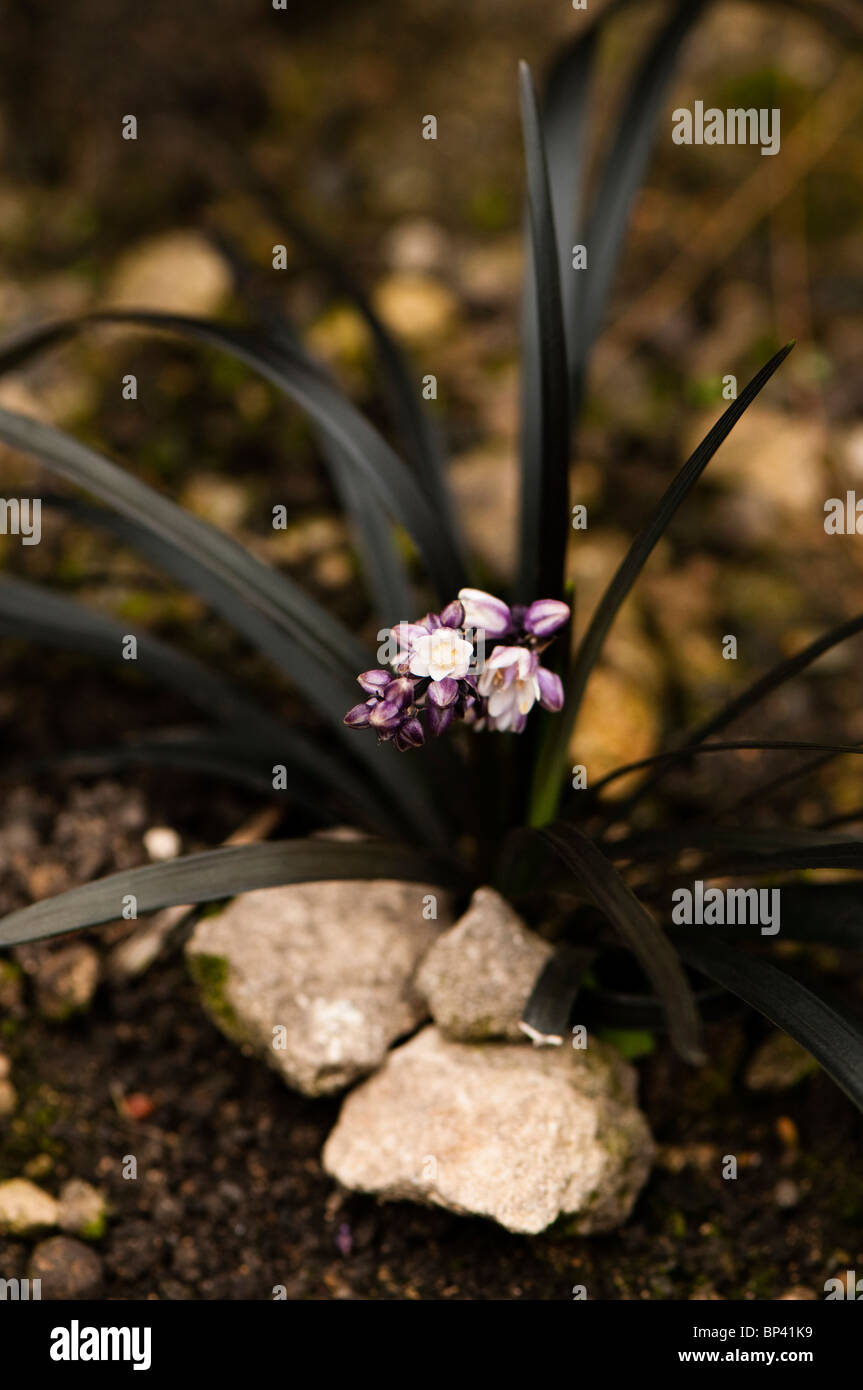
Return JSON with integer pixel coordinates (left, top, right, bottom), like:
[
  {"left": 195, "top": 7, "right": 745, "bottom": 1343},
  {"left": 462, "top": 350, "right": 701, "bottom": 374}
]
[
  {"left": 186, "top": 880, "right": 452, "bottom": 1097},
  {"left": 323, "top": 1024, "right": 655, "bottom": 1235},
  {"left": 416, "top": 887, "right": 552, "bottom": 1041}
]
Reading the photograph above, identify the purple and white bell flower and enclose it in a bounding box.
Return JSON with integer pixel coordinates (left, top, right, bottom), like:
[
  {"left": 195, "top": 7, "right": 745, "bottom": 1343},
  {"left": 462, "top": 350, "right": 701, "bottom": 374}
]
[
  {"left": 477, "top": 645, "right": 540, "bottom": 733},
  {"left": 523, "top": 598, "right": 570, "bottom": 639},
  {"left": 536, "top": 666, "right": 564, "bottom": 712},
  {"left": 457, "top": 587, "right": 513, "bottom": 639},
  {"left": 345, "top": 587, "right": 569, "bottom": 751}
]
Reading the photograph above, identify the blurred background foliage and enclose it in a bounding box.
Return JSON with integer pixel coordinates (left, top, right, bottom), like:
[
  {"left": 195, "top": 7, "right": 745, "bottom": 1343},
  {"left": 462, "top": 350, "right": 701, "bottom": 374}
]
[{"left": 0, "top": 0, "right": 861, "bottom": 810}]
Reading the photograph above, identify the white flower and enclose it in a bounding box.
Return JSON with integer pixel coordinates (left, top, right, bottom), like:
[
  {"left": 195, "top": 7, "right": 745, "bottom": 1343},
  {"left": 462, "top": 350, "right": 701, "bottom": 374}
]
[
  {"left": 477, "top": 645, "right": 540, "bottom": 732},
  {"left": 409, "top": 629, "right": 474, "bottom": 682}
]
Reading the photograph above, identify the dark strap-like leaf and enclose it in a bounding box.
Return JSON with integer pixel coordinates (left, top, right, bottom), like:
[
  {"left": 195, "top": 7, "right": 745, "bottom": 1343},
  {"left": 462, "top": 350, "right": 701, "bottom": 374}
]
[
  {"left": 201, "top": 259, "right": 416, "bottom": 624},
  {"left": 539, "top": 822, "right": 704, "bottom": 1063},
  {"left": 520, "top": 944, "right": 596, "bottom": 1044},
  {"left": 0, "top": 839, "right": 470, "bottom": 949},
  {"left": 606, "top": 822, "right": 862, "bottom": 866},
  {"left": 518, "top": 61, "right": 571, "bottom": 604},
  {"left": 540, "top": 9, "right": 610, "bottom": 358},
  {"left": 759, "top": 883, "right": 863, "bottom": 949},
  {"left": 675, "top": 933, "right": 863, "bottom": 1113},
  {"left": 0, "top": 732, "right": 396, "bottom": 835},
  {"left": 623, "top": 610, "right": 863, "bottom": 815},
  {"left": 0, "top": 573, "right": 287, "bottom": 742},
  {"left": 0, "top": 404, "right": 364, "bottom": 678},
  {"left": 209, "top": 196, "right": 453, "bottom": 523},
  {"left": 530, "top": 341, "right": 794, "bottom": 825},
  {"left": 0, "top": 312, "right": 464, "bottom": 599},
  {"left": 568, "top": 0, "right": 707, "bottom": 404},
  {"left": 587, "top": 737, "right": 863, "bottom": 800},
  {"left": 0, "top": 411, "right": 444, "bottom": 843}
]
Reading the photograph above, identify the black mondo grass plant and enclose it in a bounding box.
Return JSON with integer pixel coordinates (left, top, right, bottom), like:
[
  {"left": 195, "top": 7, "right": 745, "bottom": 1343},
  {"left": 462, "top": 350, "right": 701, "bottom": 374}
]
[{"left": 1, "top": 1, "right": 863, "bottom": 1119}]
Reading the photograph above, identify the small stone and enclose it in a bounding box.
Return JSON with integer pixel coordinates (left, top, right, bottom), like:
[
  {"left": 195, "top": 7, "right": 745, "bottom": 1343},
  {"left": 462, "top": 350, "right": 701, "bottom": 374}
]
[
  {"left": 774, "top": 1179, "right": 800, "bottom": 1210},
  {"left": 35, "top": 943, "right": 99, "bottom": 1020},
  {"left": 27, "top": 861, "right": 70, "bottom": 900},
  {"left": 58, "top": 1180, "right": 108, "bottom": 1239},
  {"left": 186, "top": 880, "right": 452, "bottom": 1096},
  {"left": 684, "top": 405, "right": 825, "bottom": 520},
  {"left": 372, "top": 272, "right": 457, "bottom": 346},
  {"left": 143, "top": 826, "right": 182, "bottom": 861},
  {"left": 323, "top": 1025, "right": 653, "bottom": 1235},
  {"left": 746, "top": 1032, "right": 818, "bottom": 1091},
  {"left": 122, "top": 1092, "right": 155, "bottom": 1121},
  {"left": 105, "top": 231, "right": 231, "bottom": 317},
  {"left": 28, "top": 1236, "right": 103, "bottom": 1300},
  {"left": 180, "top": 475, "right": 250, "bottom": 532},
  {"left": 385, "top": 218, "right": 448, "bottom": 274},
  {"left": 417, "top": 886, "right": 552, "bottom": 1041},
  {"left": 0, "top": 1178, "right": 59, "bottom": 1234}
]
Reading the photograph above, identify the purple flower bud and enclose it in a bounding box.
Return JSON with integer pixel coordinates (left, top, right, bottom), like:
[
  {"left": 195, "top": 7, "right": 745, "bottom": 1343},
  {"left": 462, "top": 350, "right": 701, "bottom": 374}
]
[
  {"left": 419, "top": 610, "right": 443, "bottom": 631},
  {"left": 357, "top": 669, "right": 392, "bottom": 695},
  {"left": 537, "top": 667, "right": 564, "bottom": 712},
  {"left": 427, "top": 676, "right": 459, "bottom": 707},
  {"left": 524, "top": 598, "right": 570, "bottom": 638},
  {"left": 440, "top": 599, "right": 465, "bottom": 629},
  {"left": 369, "top": 699, "right": 404, "bottom": 730},
  {"left": 427, "top": 703, "right": 455, "bottom": 737},
  {"left": 394, "top": 716, "right": 425, "bottom": 750},
  {"left": 384, "top": 677, "right": 415, "bottom": 709},
  {"left": 344, "top": 701, "right": 374, "bottom": 728},
  {"left": 458, "top": 587, "right": 512, "bottom": 639}
]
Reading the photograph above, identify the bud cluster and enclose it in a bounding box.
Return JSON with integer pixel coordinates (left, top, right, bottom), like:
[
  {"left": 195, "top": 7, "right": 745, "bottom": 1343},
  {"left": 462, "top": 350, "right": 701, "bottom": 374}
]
[{"left": 344, "top": 588, "right": 569, "bottom": 751}]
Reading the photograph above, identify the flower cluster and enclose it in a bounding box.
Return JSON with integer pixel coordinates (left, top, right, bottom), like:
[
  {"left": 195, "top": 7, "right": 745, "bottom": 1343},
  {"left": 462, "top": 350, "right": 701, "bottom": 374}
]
[{"left": 344, "top": 588, "right": 569, "bottom": 750}]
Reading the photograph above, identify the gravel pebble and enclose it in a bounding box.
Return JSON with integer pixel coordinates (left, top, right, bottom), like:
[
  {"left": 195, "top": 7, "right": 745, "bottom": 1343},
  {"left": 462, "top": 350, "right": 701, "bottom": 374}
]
[{"left": 28, "top": 1235, "right": 104, "bottom": 1299}]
